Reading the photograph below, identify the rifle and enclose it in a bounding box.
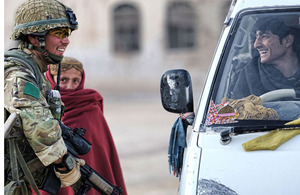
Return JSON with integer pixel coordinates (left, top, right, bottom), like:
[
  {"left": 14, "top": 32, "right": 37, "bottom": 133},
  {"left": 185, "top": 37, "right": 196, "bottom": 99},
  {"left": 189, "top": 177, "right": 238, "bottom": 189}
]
[
  {"left": 5, "top": 113, "right": 123, "bottom": 195},
  {"left": 59, "top": 121, "right": 123, "bottom": 195}
]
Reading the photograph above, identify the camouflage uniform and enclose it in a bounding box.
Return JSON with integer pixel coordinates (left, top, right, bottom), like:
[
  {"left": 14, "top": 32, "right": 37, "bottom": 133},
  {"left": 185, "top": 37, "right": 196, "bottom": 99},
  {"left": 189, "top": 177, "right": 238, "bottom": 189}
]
[
  {"left": 4, "top": 0, "right": 78, "bottom": 193},
  {"left": 4, "top": 47, "right": 67, "bottom": 167},
  {"left": 4, "top": 48, "right": 68, "bottom": 192}
]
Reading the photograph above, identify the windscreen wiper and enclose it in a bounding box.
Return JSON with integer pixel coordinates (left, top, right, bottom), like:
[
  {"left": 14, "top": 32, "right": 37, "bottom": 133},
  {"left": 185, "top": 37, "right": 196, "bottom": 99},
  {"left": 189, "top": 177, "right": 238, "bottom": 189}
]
[{"left": 218, "top": 120, "right": 300, "bottom": 145}]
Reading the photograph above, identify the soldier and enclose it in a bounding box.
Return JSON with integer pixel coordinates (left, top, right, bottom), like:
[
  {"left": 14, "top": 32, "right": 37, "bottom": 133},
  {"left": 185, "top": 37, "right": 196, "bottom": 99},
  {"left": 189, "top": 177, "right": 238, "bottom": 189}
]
[{"left": 4, "top": 0, "right": 84, "bottom": 194}]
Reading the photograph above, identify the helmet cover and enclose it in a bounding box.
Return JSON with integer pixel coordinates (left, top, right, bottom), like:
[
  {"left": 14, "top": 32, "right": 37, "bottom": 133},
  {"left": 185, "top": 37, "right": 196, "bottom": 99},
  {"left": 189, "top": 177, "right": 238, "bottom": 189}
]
[{"left": 12, "top": 0, "right": 78, "bottom": 40}]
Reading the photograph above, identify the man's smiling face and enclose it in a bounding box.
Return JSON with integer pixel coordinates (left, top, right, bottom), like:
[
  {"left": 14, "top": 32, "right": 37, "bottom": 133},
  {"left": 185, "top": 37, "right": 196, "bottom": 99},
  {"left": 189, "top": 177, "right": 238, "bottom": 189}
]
[{"left": 254, "top": 30, "right": 287, "bottom": 65}]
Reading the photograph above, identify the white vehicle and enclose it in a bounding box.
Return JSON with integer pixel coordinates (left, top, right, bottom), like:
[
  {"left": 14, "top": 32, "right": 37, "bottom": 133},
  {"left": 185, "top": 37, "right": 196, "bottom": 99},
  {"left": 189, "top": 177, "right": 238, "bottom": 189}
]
[{"left": 160, "top": 0, "right": 300, "bottom": 194}]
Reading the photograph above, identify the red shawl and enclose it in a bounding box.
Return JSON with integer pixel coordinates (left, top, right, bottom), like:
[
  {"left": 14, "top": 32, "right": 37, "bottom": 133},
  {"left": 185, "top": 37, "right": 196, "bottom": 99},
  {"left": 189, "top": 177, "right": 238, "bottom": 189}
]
[{"left": 38, "top": 69, "right": 127, "bottom": 195}]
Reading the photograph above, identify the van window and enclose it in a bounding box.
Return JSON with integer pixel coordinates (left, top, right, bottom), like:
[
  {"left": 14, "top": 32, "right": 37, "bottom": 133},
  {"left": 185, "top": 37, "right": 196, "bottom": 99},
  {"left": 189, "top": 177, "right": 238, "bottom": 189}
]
[{"left": 205, "top": 11, "right": 300, "bottom": 125}]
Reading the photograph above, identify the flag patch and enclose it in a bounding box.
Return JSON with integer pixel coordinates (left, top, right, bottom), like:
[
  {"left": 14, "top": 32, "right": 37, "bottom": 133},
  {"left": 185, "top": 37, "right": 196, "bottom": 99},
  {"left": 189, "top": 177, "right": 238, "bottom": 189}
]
[{"left": 23, "top": 81, "right": 40, "bottom": 99}]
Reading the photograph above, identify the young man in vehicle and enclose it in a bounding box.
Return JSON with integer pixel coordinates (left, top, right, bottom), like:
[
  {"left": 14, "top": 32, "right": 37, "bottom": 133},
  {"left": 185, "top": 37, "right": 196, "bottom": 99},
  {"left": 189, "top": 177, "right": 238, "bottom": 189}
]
[
  {"left": 4, "top": 0, "right": 85, "bottom": 194},
  {"left": 229, "top": 17, "right": 300, "bottom": 100}
]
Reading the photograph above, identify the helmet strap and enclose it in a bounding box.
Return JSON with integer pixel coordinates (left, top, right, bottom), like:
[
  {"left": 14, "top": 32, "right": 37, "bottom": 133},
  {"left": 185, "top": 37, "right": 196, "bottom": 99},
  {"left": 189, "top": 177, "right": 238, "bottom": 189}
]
[
  {"left": 37, "top": 36, "right": 46, "bottom": 48},
  {"left": 30, "top": 35, "right": 63, "bottom": 64}
]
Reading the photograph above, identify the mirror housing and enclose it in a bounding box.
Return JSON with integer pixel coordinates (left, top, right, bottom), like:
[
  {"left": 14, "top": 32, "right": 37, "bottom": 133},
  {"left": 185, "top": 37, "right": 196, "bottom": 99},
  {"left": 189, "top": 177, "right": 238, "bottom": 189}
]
[{"left": 160, "top": 69, "right": 194, "bottom": 114}]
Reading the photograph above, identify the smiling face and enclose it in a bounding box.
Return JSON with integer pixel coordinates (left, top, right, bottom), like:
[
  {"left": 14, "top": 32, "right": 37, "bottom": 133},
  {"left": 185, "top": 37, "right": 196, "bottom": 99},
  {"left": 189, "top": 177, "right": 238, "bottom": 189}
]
[
  {"left": 44, "top": 30, "right": 70, "bottom": 57},
  {"left": 54, "top": 67, "right": 82, "bottom": 90},
  {"left": 254, "top": 30, "right": 288, "bottom": 65},
  {"left": 27, "top": 27, "right": 71, "bottom": 63}
]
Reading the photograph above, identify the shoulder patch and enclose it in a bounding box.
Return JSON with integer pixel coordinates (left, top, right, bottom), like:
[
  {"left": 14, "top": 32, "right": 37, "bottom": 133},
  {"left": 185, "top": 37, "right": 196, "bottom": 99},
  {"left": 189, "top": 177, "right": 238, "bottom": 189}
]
[{"left": 23, "top": 81, "right": 40, "bottom": 99}]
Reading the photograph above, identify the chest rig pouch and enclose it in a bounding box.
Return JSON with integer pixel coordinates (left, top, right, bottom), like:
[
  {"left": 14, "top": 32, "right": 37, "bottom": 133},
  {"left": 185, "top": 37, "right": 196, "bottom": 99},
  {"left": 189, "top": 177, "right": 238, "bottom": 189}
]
[{"left": 48, "top": 90, "right": 65, "bottom": 120}]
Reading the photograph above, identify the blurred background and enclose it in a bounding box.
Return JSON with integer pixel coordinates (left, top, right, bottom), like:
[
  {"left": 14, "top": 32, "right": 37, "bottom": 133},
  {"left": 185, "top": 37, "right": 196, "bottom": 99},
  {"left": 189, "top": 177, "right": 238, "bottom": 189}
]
[{"left": 4, "top": 0, "right": 231, "bottom": 194}]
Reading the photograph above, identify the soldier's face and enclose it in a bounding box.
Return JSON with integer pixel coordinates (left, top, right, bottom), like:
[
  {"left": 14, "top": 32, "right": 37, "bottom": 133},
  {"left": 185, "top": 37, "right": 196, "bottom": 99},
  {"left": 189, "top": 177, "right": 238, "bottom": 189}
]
[
  {"left": 54, "top": 68, "right": 82, "bottom": 90},
  {"left": 45, "top": 31, "right": 70, "bottom": 56}
]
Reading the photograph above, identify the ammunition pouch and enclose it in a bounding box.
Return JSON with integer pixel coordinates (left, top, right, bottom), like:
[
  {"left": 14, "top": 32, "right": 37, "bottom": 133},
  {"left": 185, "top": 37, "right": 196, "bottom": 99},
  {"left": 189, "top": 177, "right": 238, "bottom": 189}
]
[
  {"left": 5, "top": 179, "right": 28, "bottom": 195},
  {"left": 48, "top": 90, "right": 65, "bottom": 120}
]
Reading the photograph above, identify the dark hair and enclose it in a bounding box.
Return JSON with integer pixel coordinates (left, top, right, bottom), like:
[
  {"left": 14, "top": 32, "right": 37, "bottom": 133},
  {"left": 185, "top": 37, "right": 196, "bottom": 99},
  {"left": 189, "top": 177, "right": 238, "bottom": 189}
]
[
  {"left": 253, "top": 18, "right": 290, "bottom": 41},
  {"left": 253, "top": 17, "right": 300, "bottom": 58}
]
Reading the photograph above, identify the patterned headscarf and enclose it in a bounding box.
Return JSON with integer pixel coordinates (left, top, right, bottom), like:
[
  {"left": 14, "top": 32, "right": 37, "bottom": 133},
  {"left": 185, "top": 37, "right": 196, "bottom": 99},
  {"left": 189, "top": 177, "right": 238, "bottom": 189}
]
[{"left": 50, "top": 56, "right": 83, "bottom": 75}]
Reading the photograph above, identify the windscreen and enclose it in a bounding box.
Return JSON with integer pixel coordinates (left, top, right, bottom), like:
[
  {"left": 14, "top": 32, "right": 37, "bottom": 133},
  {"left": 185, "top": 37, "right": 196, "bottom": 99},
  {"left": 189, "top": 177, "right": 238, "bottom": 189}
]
[{"left": 205, "top": 10, "right": 300, "bottom": 126}]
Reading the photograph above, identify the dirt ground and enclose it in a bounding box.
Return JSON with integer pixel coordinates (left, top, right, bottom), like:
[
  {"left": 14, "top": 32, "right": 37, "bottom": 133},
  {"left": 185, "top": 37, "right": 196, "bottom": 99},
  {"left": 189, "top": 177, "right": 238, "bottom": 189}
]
[{"left": 90, "top": 79, "right": 183, "bottom": 195}]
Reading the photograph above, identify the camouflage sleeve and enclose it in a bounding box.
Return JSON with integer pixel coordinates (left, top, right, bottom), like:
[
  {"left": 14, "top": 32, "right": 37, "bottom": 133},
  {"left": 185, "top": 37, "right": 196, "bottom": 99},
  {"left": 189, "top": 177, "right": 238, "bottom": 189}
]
[{"left": 4, "top": 61, "right": 67, "bottom": 166}]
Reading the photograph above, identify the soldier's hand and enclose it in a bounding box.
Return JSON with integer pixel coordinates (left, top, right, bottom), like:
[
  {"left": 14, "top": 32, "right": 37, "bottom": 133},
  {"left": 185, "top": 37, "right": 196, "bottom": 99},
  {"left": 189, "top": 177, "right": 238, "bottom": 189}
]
[{"left": 54, "top": 156, "right": 85, "bottom": 187}]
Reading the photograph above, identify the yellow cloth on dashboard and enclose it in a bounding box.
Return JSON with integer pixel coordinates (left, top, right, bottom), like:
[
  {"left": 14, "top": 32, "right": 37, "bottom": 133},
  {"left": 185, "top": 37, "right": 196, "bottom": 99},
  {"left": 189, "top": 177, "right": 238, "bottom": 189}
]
[
  {"left": 285, "top": 117, "right": 300, "bottom": 125},
  {"left": 242, "top": 117, "right": 300, "bottom": 151},
  {"left": 242, "top": 129, "right": 300, "bottom": 151}
]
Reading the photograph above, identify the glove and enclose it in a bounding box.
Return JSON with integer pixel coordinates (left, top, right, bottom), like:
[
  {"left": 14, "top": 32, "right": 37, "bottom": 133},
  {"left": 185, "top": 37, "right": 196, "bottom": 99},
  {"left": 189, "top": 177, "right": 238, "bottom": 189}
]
[{"left": 54, "top": 158, "right": 85, "bottom": 187}]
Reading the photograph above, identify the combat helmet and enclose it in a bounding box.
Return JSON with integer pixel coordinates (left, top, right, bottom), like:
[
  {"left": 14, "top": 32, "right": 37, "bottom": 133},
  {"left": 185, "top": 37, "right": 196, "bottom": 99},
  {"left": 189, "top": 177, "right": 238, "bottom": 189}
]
[{"left": 12, "top": 0, "right": 78, "bottom": 41}]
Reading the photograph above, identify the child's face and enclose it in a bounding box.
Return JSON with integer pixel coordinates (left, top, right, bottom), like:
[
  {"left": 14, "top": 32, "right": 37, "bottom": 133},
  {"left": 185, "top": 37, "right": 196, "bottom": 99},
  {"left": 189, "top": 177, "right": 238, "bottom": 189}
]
[{"left": 54, "top": 67, "right": 82, "bottom": 90}]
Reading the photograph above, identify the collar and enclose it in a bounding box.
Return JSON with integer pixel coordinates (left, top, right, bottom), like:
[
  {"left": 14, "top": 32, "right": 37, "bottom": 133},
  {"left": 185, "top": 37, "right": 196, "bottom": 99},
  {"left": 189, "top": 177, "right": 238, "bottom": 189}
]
[{"left": 22, "top": 48, "right": 49, "bottom": 73}]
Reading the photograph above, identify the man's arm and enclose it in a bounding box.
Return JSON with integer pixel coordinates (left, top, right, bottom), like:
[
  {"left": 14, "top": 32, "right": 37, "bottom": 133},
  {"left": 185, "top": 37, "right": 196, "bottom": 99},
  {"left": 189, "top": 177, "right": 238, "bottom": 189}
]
[{"left": 4, "top": 63, "right": 67, "bottom": 166}]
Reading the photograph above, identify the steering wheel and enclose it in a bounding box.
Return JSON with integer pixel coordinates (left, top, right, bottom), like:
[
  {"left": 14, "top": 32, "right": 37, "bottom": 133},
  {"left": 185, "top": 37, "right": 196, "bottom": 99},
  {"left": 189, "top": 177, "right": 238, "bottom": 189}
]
[{"left": 260, "top": 89, "right": 296, "bottom": 102}]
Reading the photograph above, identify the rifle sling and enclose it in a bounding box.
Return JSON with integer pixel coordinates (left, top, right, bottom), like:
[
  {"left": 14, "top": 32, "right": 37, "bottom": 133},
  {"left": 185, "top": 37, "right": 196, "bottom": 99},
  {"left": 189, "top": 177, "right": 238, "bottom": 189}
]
[
  {"left": 9, "top": 139, "right": 19, "bottom": 182},
  {"left": 8, "top": 138, "right": 41, "bottom": 195}
]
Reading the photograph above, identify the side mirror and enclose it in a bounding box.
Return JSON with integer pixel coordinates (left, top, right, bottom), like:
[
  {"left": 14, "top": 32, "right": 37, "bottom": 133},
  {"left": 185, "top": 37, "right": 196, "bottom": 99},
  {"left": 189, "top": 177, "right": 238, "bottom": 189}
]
[{"left": 160, "top": 69, "right": 194, "bottom": 114}]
